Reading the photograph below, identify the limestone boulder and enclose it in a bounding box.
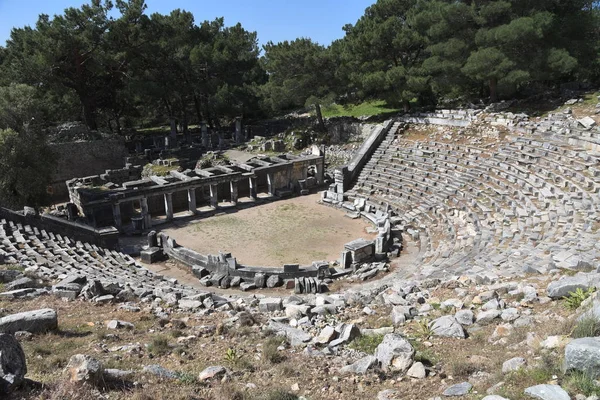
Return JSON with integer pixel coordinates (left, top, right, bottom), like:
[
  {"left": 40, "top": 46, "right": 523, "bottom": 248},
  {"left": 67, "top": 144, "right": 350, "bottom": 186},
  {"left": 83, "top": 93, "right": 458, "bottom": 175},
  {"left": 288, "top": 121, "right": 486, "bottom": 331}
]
[
  {"left": 546, "top": 274, "right": 600, "bottom": 299},
  {"left": 430, "top": 315, "right": 466, "bottom": 338},
  {"left": 198, "top": 366, "right": 226, "bottom": 381},
  {"left": 564, "top": 337, "right": 600, "bottom": 378},
  {"left": 339, "top": 355, "right": 377, "bottom": 374},
  {"left": 0, "top": 333, "right": 27, "bottom": 393},
  {"left": 66, "top": 354, "right": 103, "bottom": 384},
  {"left": 523, "top": 384, "right": 570, "bottom": 400},
  {"left": 0, "top": 309, "right": 58, "bottom": 334},
  {"left": 374, "top": 333, "right": 414, "bottom": 372}
]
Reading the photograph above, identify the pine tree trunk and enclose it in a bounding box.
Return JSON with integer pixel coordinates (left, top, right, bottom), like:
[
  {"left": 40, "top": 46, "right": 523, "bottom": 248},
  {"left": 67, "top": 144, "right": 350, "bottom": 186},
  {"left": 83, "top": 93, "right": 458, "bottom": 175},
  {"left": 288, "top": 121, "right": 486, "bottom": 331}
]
[
  {"left": 315, "top": 103, "right": 326, "bottom": 132},
  {"left": 81, "top": 98, "right": 97, "bottom": 131},
  {"left": 489, "top": 77, "right": 498, "bottom": 103},
  {"left": 403, "top": 100, "right": 411, "bottom": 113}
]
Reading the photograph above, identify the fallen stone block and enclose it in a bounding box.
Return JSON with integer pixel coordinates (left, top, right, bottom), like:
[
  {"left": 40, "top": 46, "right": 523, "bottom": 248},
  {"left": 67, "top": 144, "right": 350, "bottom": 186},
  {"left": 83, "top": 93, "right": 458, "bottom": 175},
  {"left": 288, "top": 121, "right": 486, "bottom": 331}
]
[{"left": 0, "top": 308, "right": 58, "bottom": 334}]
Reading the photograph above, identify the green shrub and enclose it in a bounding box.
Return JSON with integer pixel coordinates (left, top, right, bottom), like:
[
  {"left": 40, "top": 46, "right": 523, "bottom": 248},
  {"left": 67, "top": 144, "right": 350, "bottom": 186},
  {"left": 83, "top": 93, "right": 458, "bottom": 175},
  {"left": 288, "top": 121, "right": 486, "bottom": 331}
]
[
  {"left": 263, "top": 337, "right": 286, "bottom": 364},
  {"left": 563, "top": 371, "right": 600, "bottom": 396},
  {"left": 148, "top": 336, "right": 170, "bottom": 356},
  {"left": 572, "top": 316, "right": 600, "bottom": 338},
  {"left": 564, "top": 287, "right": 595, "bottom": 310},
  {"left": 348, "top": 334, "right": 384, "bottom": 354}
]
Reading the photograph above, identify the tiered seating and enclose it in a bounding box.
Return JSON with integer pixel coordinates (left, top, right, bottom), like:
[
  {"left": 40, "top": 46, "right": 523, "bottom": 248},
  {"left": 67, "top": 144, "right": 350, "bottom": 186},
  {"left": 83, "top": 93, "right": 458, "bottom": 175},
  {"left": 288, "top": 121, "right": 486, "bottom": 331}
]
[
  {"left": 0, "top": 219, "right": 197, "bottom": 297},
  {"left": 347, "top": 126, "right": 600, "bottom": 278}
]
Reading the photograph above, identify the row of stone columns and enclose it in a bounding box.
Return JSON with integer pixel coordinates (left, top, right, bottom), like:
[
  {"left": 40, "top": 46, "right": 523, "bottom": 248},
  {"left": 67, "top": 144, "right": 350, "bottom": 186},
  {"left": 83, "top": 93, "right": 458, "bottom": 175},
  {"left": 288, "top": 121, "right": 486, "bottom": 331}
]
[{"left": 112, "top": 175, "right": 266, "bottom": 230}]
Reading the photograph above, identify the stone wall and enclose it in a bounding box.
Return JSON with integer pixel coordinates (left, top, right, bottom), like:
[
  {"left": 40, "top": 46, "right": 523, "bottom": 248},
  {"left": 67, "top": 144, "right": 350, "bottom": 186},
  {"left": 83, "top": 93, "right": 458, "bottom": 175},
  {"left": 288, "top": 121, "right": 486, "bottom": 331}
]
[
  {"left": 158, "top": 233, "right": 320, "bottom": 279},
  {"left": 0, "top": 207, "right": 119, "bottom": 249},
  {"left": 50, "top": 139, "right": 129, "bottom": 201}
]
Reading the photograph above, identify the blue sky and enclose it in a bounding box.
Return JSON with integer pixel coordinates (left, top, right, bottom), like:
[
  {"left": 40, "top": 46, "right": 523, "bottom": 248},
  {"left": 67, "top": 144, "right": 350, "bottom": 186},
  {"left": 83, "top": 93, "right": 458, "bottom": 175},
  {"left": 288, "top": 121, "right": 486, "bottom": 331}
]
[{"left": 0, "top": 0, "right": 374, "bottom": 48}]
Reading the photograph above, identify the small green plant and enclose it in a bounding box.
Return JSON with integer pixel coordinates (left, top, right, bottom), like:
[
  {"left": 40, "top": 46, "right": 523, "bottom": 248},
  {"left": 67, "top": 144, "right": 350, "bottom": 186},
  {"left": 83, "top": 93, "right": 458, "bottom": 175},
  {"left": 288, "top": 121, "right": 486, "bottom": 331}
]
[
  {"left": 225, "top": 347, "right": 241, "bottom": 364},
  {"left": 263, "top": 338, "right": 286, "bottom": 364},
  {"left": 564, "top": 371, "right": 600, "bottom": 396},
  {"left": 563, "top": 287, "right": 595, "bottom": 310},
  {"left": 348, "top": 334, "right": 384, "bottom": 354},
  {"left": 416, "top": 318, "right": 433, "bottom": 339},
  {"left": 572, "top": 316, "right": 600, "bottom": 338},
  {"left": 148, "top": 336, "right": 170, "bottom": 356},
  {"left": 176, "top": 372, "right": 197, "bottom": 385}
]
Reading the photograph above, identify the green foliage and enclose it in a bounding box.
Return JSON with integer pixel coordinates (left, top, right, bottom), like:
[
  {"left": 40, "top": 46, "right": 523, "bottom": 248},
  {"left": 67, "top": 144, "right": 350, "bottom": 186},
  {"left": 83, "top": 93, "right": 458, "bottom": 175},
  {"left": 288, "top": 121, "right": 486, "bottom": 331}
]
[
  {"left": 263, "top": 337, "right": 286, "bottom": 364},
  {"left": 321, "top": 100, "right": 401, "bottom": 118},
  {"left": 0, "top": 127, "right": 56, "bottom": 208},
  {"left": 416, "top": 318, "right": 433, "bottom": 339},
  {"left": 572, "top": 316, "right": 600, "bottom": 338},
  {"left": 348, "top": 333, "right": 384, "bottom": 354},
  {"left": 564, "top": 371, "right": 600, "bottom": 396},
  {"left": 148, "top": 336, "right": 170, "bottom": 356},
  {"left": 563, "top": 287, "right": 595, "bottom": 310}
]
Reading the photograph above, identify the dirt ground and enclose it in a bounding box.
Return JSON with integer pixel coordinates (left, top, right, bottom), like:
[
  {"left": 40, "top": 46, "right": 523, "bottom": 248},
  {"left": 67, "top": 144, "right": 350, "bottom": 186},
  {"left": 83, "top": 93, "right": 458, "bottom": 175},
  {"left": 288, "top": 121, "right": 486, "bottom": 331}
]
[{"left": 162, "top": 194, "right": 375, "bottom": 266}]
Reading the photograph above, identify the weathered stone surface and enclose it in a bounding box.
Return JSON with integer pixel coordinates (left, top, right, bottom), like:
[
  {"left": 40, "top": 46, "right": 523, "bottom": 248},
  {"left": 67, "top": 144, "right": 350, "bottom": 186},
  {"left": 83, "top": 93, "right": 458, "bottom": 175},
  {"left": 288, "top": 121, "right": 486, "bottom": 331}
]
[
  {"left": 259, "top": 298, "right": 283, "bottom": 312},
  {"left": 254, "top": 273, "right": 266, "bottom": 288},
  {"left": 476, "top": 310, "right": 501, "bottom": 325},
  {"left": 546, "top": 274, "right": 600, "bottom": 299},
  {"left": 268, "top": 321, "right": 312, "bottom": 346},
  {"left": 106, "top": 320, "right": 134, "bottom": 330},
  {"left": 142, "top": 364, "right": 177, "bottom": 379},
  {"left": 455, "top": 310, "right": 474, "bottom": 326},
  {"left": 5, "top": 277, "right": 35, "bottom": 291},
  {"left": 374, "top": 333, "right": 414, "bottom": 372},
  {"left": 443, "top": 382, "right": 472, "bottom": 396},
  {"left": 430, "top": 316, "right": 466, "bottom": 338},
  {"left": 502, "top": 357, "right": 527, "bottom": 373},
  {"left": 482, "top": 396, "right": 509, "bottom": 400},
  {"left": 0, "top": 333, "right": 27, "bottom": 393},
  {"left": 198, "top": 366, "right": 226, "bottom": 381},
  {"left": 314, "top": 326, "right": 337, "bottom": 344},
  {"left": 66, "top": 354, "right": 103, "bottom": 384},
  {"left": 266, "top": 275, "right": 283, "bottom": 288},
  {"left": 523, "top": 384, "right": 570, "bottom": 400},
  {"left": 564, "top": 337, "right": 600, "bottom": 378},
  {"left": 340, "top": 355, "right": 377, "bottom": 374},
  {"left": 329, "top": 323, "right": 360, "bottom": 347},
  {"left": 0, "top": 270, "right": 21, "bottom": 284},
  {"left": 0, "top": 309, "right": 58, "bottom": 334},
  {"left": 406, "top": 361, "right": 426, "bottom": 378},
  {"left": 378, "top": 389, "right": 400, "bottom": 400}
]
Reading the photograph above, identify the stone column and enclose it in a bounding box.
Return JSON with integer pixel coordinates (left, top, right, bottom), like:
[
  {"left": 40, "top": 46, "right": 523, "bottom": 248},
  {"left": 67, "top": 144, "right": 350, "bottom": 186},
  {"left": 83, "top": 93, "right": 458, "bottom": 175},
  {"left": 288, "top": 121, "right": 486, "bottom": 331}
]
[
  {"left": 249, "top": 177, "right": 257, "bottom": 200},
  {"left": 267, "top": 173, "right": 275, "bottom": 196},
  {"left": 112, "top": 203, "right": 122, "bottom": 230},
  {"left": 164, "top": 192, "right": 174, "bottom": 221},
  {"left": 210, "top": 184, "right": 218, "bottom": 208},
  {"left": 140, "top": 196, "right": 152, "bottom": 229},
  {"left": 201, "top": 122, "right": 208, "bottom": 148},
  {"left": 316, "top": 162, "right": 324, "bottom": 185},
  {"left": 188, "top": 188, "right": 197, "bottom": 214},
  {"left": 235, "top": 118, "right": 242, "bottom": 143},
  {"left": 230, "top": 181, "right": 239, "bottom": 205}
]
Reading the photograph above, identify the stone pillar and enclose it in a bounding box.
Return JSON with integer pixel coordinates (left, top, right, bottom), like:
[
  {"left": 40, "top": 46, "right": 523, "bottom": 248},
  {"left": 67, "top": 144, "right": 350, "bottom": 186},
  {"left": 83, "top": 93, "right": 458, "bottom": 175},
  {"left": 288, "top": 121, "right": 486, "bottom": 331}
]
[
  {"left": 230, "top": 181, "right": 238, "bottom": 205},
  {"left": 210, "top": 184, "right": 218, "bottom": 208},
  {"left": 140, "top": 196, "right": 152, "bottom": 229},
  {"left": 235, "top": 118, "right": 243, "bottom": 143},
  {"left": 201, "top": 122, "right": 208, "bottom": 148},
  {"left": 249, "top": 177, "right": 257, "bottom": 200},
  {"left": 164, "top": 193, "right": 174, "bottom": 221},
  {"left": 148, "top": 231, "right": 158, "bottom": 247},
  {"left": 112, "top": 203, "right": 122, "bottom": 230},
  {"left": 316, "top": 162, "right": 324, "bottom": 185},
  {"left": 267, "top": 173, "right": 275, "bottom": 196},
  {"left": 188, "top": 188, "right": 197, "bottom": 213}
]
